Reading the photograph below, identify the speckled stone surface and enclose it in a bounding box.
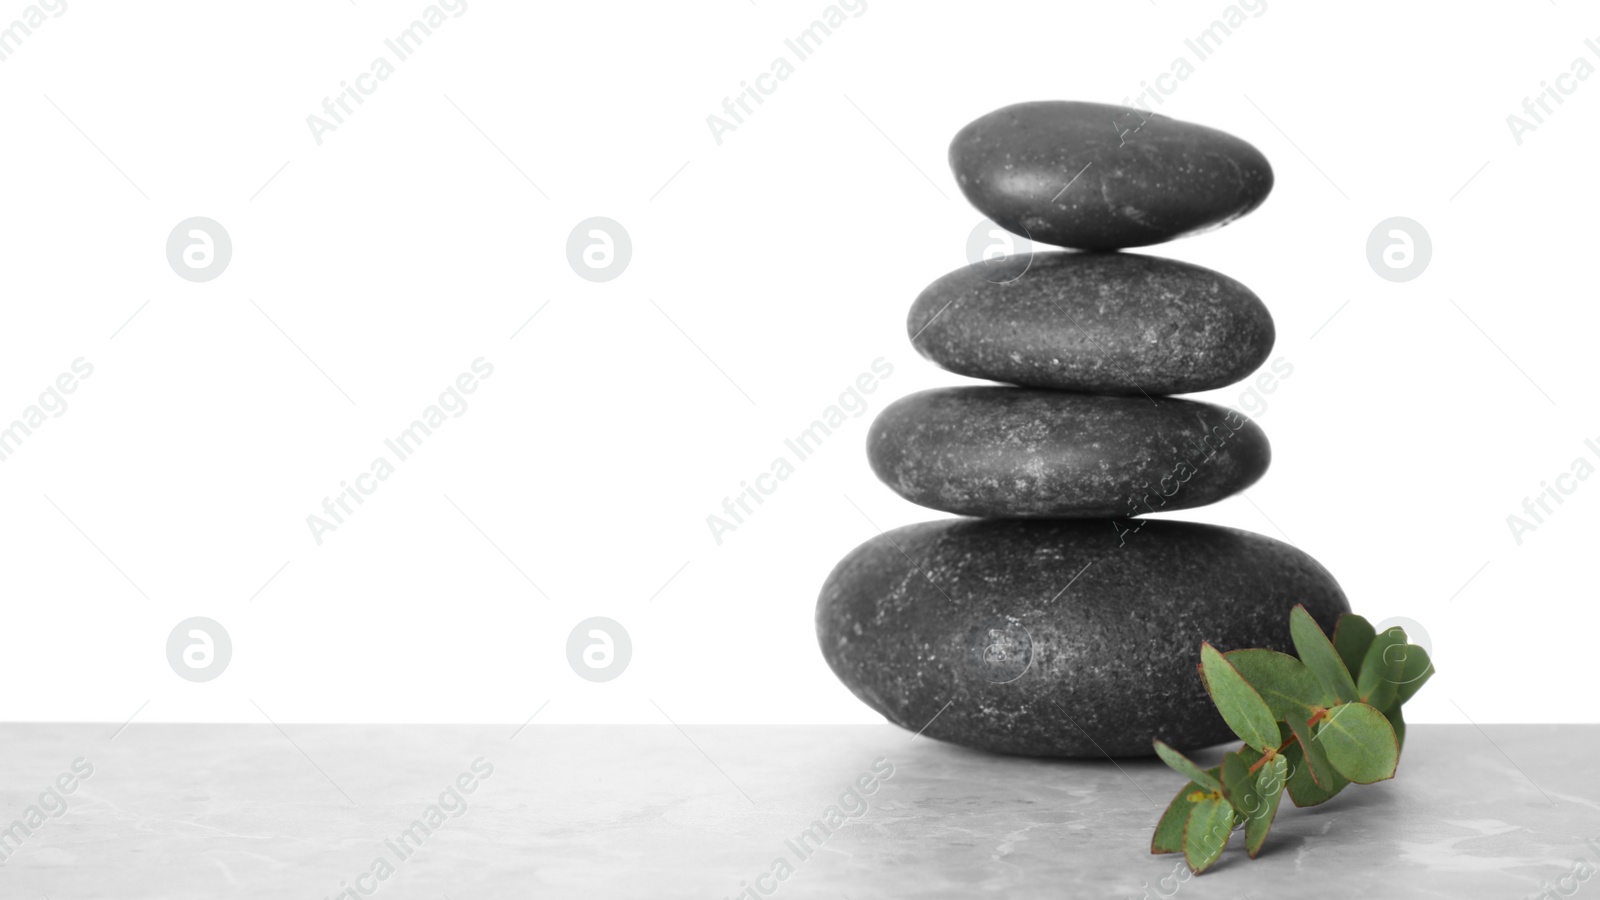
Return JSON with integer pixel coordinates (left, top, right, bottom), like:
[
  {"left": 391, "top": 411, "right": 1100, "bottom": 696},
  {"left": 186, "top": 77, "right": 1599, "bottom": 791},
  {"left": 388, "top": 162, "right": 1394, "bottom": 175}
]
[
  {"left": 815, "top": 518, "right": 1348, "bottom": 757},
  {"left": 950, "top": 101, "right": 1274, "bottom": 251},
  {"left": 909, "top": 252, "right": 1275, "bottom": 395},
  {"left": 2, "top": 723, "right": 1594, "bottom": 897},
  {"left": 866, "top": 387, "right": 1270, "bottom": 518}
]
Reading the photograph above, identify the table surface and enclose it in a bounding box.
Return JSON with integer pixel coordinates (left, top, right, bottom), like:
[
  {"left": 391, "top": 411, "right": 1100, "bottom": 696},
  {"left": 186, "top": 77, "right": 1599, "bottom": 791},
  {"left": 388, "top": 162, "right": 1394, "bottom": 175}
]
[{"left": 1, "top": 723, "right": 1595, "bottom": 898}]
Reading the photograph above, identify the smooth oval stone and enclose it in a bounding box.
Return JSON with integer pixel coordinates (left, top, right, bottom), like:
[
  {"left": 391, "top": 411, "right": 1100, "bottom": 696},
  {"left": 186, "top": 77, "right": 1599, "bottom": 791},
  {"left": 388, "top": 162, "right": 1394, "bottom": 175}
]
[
  {"left": 816, "top": 518, "right": 1350, "bottom": 757},
  {"left": 909, "top": 252, "right": 1274, "bottom": 395},
  {"left": 950, "top": 101, "right": 1274, "bottom": 250},
  {"left": 867, "top": 388, "right": 1269, "bottom": 517}
]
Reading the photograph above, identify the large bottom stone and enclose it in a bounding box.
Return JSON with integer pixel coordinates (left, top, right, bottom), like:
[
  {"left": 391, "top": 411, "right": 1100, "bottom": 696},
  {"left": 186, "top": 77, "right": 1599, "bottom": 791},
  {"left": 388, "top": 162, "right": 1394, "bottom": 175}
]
[{"left": 816, "top": 517, "right": 1349, "bottom": 758}]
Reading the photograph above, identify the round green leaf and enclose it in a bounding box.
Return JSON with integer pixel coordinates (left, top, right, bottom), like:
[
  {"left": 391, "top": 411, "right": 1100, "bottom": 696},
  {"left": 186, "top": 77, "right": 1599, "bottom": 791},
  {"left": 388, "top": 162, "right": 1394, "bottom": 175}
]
[
  {"left": 1226, "top": 648, "right": 1332, "bottom": 722},
  {"left": 1316, "top": 701, "right": 1400, "bottom": 784},
  {"left": 1200, "top": 643, "right": 1279, "bottom": 752}
]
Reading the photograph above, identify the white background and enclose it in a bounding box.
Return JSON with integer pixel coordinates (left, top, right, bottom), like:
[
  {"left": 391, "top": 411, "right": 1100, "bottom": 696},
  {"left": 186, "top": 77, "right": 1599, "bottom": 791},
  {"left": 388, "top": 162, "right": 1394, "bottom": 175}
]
[{"left": 1, "top": 1, "right": 1595, "bottom": 726}]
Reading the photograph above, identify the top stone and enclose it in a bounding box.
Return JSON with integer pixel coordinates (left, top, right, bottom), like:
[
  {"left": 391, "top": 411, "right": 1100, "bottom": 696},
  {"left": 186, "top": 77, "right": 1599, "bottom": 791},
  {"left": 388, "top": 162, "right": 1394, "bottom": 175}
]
[{"left": 950, "top": 101, "right": 1274, "bottom": 251}]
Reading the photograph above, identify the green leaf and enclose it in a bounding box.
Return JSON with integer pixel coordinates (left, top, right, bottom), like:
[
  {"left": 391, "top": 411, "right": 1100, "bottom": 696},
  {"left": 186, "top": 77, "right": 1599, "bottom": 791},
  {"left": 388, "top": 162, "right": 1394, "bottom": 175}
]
[
  {"left": 1200, "top": 643, "right": 1280, "bottom": 752},
  {"left": 1384, "top": 700, "right": 1407, "bottom": 755},
  {"left": 1317, "top": 702, "right": 1400, "bottom": 784},
  {"left": 1183, "top": 794, "right": 1236, "bottom": 874},
  {"left": 1358, "top": 626, "right": 1408, "bottom": 710},
  {"left": 1152, "top": 779, "right": 1206, "bottom": 854},
  {"left": 1283, "top": 740, "right": 1345, "bottom": 808},
  {"left": 1226, "top": 747, "right": 1262, "bottom": 829},
  {"left": 1220, "top": 751, "right": 1259, "bottom": 810},
  {"left": 1150, "top": 607, "right": 1433, "bottom": 862},
  {"left": 1226, "top": 648, "right": 1332, "bottom": 722},
  {"left": 1291, "top": 605, "right": 1359, "bottom": 703},
  {"left": 1154, "top": 740, "right": 1222, "bottom": 793},
  {"left": 1245, "top": 756, "right": 1288, "bottom": 858},
  {"left": 1288, "top": 712, "right": 1347, "bottom": 791},
  {"left": 1220, "top": 747, "right": 1277, "bottom": 845},
  {"left": 1332, "top": 614, "right": 1376, "bottom": 677},
  {"left": 1393, "top": 644, "right": 1434, "bottom": 705}
]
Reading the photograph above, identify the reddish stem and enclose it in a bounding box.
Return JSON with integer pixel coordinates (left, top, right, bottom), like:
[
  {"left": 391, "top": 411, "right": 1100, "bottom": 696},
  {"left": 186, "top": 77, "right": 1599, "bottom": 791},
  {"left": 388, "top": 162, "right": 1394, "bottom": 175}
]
[{"left": 1246, "top": 731, "right": 1299, "bottom": 775}]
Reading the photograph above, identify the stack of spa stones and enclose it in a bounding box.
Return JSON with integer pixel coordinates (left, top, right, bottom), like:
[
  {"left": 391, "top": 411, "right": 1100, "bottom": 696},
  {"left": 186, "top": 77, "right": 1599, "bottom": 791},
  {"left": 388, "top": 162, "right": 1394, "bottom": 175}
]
[{"left": 815, "top": 101, "right": 1350, "bottom": 758}]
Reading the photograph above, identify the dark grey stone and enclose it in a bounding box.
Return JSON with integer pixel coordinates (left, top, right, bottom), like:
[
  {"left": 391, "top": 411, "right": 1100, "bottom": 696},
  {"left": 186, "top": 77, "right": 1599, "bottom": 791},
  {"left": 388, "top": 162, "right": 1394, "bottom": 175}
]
[
  {"left": 950, "top": 101, "right": 1274, "bottom": 251},
  {"left": 909, "top": 252, "right": 1274, "bottom": 395},
  {"left": 815, "top": 518, "right": 1350, "bottom": 757},
  {"left": 867, "top": 388, "right": 1269, "bottom": 518}
]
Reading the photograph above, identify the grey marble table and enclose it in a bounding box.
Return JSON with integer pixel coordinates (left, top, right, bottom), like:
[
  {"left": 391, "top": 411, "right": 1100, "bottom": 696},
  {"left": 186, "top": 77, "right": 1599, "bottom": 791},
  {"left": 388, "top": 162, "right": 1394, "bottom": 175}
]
[{"left": 0, "top": 724, "right": 1594, "bottom": 898}]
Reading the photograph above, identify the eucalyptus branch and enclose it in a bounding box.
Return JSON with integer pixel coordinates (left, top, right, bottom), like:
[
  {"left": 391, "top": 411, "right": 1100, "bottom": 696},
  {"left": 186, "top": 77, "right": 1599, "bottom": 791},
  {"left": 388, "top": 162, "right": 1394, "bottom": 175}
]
[{"left": 1150, "top": 606, "right": 1434, "bottom": 873}]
